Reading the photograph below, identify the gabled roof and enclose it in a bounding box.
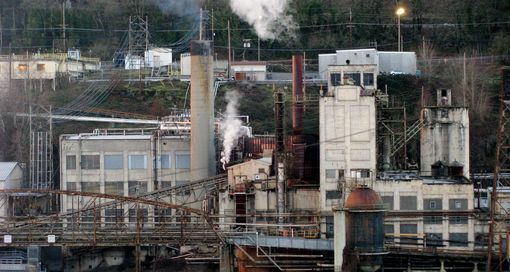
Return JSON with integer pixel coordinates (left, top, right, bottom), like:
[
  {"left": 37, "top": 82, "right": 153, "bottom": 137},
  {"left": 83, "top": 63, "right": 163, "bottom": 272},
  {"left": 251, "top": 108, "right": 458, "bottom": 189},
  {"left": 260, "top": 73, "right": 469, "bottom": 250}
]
[{"left": 0, "top": 162, "right": 19, "bottom": 181}]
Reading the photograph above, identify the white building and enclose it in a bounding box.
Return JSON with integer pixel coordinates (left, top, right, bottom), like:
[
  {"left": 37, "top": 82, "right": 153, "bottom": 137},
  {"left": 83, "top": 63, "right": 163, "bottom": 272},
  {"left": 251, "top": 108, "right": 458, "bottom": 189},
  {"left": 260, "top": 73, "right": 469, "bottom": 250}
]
[
  {"left": 145, "top": 48, "right": 172, "bottom": 68},
  {"left": 231, "top": 61, "right": 267, "bottom": 81},
  {"left": 318, "top": 49, "right": 416, "bottom": 79}
]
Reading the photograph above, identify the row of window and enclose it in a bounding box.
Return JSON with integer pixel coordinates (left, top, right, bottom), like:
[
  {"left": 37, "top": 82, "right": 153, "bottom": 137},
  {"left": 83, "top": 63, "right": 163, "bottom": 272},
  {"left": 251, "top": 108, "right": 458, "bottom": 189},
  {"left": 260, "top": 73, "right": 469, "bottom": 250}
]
[
  {"left": 385, "top": 224, "right": 469, "bottom": 247},
  {"left": 67, "top": 180, "right": 190, "bottom": 196},
  {"left": 68, "top": 208, "right": 178, "bottom": 223},
  {"left": 330, "top": 72, "right": 375, "bottom": 87},
  {"left": 66, "top": 154, "right": 190, "bottom": 170},
  {"left": 381, "top": 196, "right": 468, "bottom": 210},
  {"left": 325, "top": 169, "right": 370, "bottom": 180}
]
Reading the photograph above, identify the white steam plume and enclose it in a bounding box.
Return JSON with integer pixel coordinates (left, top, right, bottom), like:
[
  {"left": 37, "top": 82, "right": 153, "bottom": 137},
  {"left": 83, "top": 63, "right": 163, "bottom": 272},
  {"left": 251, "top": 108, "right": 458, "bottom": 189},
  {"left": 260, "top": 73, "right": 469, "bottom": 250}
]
[
  {"left": 220, "top": 90, "right": 245, "bottom": 170},
  {"left": 229, "top": 0, "right": 296, "bottom": 40},
  {"left": 151, "top": 0, "right": 202, "bottom": 15}
]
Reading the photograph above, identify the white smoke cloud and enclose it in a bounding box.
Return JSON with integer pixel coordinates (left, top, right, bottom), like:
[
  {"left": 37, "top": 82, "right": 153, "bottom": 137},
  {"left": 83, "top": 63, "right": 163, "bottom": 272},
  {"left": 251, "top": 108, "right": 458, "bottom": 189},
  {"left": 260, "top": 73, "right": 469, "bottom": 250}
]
[
  {"left": 229, "top": 0, "right": 296, "bottom": 40},
  {"left": 151, "top": 0, "right": 202, "bottom": 15},
  {"left": 220, "top": 90, "right": 245, "bottom": 170}
]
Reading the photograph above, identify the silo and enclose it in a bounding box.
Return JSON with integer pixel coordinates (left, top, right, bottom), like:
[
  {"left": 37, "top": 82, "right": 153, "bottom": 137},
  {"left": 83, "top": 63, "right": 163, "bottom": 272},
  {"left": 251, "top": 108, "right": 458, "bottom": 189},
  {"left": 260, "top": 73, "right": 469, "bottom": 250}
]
[
  {"left": 344, "top": 186, "right": 386, "bottom": 272},
  {"left": 190, "top": 40, "right": 216, "bottom": 181}
]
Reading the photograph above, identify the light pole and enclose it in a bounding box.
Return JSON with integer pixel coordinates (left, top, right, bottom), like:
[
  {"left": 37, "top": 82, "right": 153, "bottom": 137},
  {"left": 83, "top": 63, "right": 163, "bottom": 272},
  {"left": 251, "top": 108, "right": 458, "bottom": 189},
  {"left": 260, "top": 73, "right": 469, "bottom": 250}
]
[{"left": 396, "top": 7, "right": 405, "bottom": 52}]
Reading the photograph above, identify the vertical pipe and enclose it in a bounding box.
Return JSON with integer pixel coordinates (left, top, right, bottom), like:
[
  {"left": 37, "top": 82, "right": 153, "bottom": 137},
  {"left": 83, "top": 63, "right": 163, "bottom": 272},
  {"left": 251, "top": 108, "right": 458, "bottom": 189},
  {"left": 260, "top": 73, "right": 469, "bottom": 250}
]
[
  {"left": 277, "top": 162, "right": 285, "bottom": 226},
  {"left": 227, "top": 20, "right": 231, "bottom": 79}
]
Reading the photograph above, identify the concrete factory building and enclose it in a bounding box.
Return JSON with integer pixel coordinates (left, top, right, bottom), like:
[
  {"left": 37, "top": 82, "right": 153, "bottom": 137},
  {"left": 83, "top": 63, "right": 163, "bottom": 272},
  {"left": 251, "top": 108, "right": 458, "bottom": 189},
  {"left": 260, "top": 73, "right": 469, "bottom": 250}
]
[
  {"left": 59, "top": 129, "right": 193, "bottom": 219},
  {"left": 319, "top": 64, "right": 378, "bottom": 213}
]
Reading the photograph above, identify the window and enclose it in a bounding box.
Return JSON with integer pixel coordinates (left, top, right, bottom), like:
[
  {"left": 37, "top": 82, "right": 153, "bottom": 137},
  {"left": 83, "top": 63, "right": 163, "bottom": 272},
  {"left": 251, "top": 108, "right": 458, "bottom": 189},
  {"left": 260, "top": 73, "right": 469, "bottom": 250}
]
[
  {"left": 350, "top": 169, "right": 370, "bottom": 179},
  {"left": 475, "top": 233, "right": 489, "bottom": 248},
  {"left": 325, "top": 169, "right": 336, "bottom": 179},
  {"left": 154, "top": 208, "right": 172, "bottom": 223},
  {"left": 128, "top": 181, "right": 147, "bottom": 196},
  {"left": 426, "top": 233, "right": 443, "bottom": 247},
  {"left": 325, "top": 216, "right": 334, "bottom": 238},
  {"left": 105, "top": 182, "right": 124, "bottom": 195},
  {"left": 343, "top": 73, "right": 360, "bottom": 85},
  {"left": 81, "top": 182, "right": 100, "bottom": 193},
  {"left": 400, "top": 196, "right": 417, "bottom": 210},
  {"left": 158, "top": 154, "right": 171, "bottom": 169},
  {"left": 424, "top": 216, "right": 442, "bottom": 225},
  {"left": 363, "top": 73, "right": 374, "bottom": 86},
  {"left": 176, "top": 154, "right": 190, "bottom": 169},
  {"left": 81, "top": 210, "right": 100, "bottom": 222},
  {"left": 36, "top": 63, "right": 45, "bottom": 71},
  {"left": 161, "top": 181, "right": 172, "bottom": 188},
  {"left": 105, "top": 155, "right": 123, "bottom": 169},
  {"left": 330, "top": 73, "right": 341, "bottom": 86},
  {"left": 424, "top": 198, "right": 442, "bottom": 210},
  {"left": 17, "top": 64, "right": 28, "bottom": 71},
  {"left": 66, "top": 182, "right": 76, "bottom": 191},
  {"left": 326, "top": 190, "right": 342, "bottom": 199},
  {"left": 128, "top": 208, "right": 148, "bottom": 223},
  {"left": 384, "top": 224, "right": 394, "bottom": 235},
  {"left": 105, "top": 209, "right": 124, "bottom": 223},
  {"left": 81, "top": 155, "right": 100, "bottom": 169},
  {"left": 176, "top": 180, "right": 191, "bottom": 195},
  {"left": 129, "top": 154, "right": 147, "bottom": 169},
  {"left": 338, "top": 170, "right": 345, "bottom": 180},
  {"left": 449, "top": 216, "right": 468, "bottom": 225},
  {"left": 381, "top": 196, "right": 394, "bottom": 210},
  {"left": 449, "top": 199, "right": 467, "bottom": 210},
  {"left": 66, "top": 155, "right": 76, "bottom": 170},
  {"left": 400, "top": 224, "right": 418, "bottom": 245},
  {"left": 449, "top": 233, "right": 468, "bottom": 247}
]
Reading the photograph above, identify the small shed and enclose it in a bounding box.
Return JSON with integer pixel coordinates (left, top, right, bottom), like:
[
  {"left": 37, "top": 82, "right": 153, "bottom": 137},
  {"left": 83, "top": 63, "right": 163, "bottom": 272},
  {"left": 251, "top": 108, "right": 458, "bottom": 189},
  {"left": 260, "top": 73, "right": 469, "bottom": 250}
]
[
  {"left": 231, "top": 61, "right": 267, "bottom": 81},
  {"left": 145, "top": 48, "right": 173, "bottom": 68}
]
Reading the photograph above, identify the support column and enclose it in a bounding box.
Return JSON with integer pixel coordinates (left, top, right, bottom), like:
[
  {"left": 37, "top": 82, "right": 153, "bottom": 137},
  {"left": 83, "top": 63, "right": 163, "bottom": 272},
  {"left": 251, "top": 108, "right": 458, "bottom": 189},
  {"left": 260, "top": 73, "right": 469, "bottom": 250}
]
[{"left": 333, "top": 207, "right": 346, "bottom": 272}]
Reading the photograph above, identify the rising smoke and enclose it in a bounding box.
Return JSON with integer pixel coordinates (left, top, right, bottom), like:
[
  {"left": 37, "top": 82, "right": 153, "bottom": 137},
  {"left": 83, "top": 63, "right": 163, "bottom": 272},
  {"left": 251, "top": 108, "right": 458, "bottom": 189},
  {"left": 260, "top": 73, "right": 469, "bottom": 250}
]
[
  {"left": 220, "top": 90, "right": 245, "bottom": 170},
  {"left": 151, "top": 0, "right": 202, "bottom": 15},
  {"left": 229, "top": 0, "right": 296, "bottom": 40}
]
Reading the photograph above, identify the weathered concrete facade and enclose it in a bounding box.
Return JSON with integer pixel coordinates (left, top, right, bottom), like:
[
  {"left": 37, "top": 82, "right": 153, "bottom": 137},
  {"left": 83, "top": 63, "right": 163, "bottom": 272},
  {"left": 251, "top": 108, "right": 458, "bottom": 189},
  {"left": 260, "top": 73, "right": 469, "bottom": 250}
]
[
  {"left": 420, "top": 90, "right": 470, "bottom": 177},
  {"left": 60, "top": 130, "right": 192, "bottom": 218},
  {"left": 373, "top": 179, "right": 475, "bottom": 250},
  {"left": 319, "top": 65, "right": 377, "bottom": 213}
]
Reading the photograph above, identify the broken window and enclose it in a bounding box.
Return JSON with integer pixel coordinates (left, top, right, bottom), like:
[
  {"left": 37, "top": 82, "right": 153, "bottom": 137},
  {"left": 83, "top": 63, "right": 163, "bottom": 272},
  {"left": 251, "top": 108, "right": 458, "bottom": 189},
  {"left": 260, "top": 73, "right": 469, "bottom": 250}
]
[
  {"left": 17, "top": 64, "right": 28, "bottom": 72},
  {"left": 343, "top": 73, "right": 360, "bottom": 86},
  {"left": 326, "top": 190, "right": 342, "bottom": 199},
  {"left": 449, "top": 233, "right": 468, "bottom": 247},
  {"left": 363, "top": 73, "right": 374, "bottom": 86},
  {"left": 36, "top": 63, "right": 45, "bottom": 71}
]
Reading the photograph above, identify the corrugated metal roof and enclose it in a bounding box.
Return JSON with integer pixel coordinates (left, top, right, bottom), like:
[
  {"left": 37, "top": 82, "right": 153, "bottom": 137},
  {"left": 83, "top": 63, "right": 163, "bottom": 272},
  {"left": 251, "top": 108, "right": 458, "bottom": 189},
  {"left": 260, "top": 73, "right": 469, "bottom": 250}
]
[{"left": 0, "top": 162, "right": 18, "bottom": 181}]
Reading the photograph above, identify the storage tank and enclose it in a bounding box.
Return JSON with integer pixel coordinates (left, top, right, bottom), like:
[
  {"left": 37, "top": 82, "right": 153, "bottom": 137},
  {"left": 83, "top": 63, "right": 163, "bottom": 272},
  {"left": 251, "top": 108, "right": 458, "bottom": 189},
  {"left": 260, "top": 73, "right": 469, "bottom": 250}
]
[{"left": 344, "top": 186, "right": 385, "bottom": 272}]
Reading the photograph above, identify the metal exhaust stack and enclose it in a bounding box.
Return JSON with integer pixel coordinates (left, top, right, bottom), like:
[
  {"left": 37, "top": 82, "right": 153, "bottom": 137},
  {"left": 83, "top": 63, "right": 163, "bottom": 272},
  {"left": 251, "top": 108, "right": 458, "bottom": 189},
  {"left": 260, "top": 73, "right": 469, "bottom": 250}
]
[
  {"left": 291, "top": 55, "right": 305, "bottom": 180},
  {"left": 190, "top": 40, "right": 215, "bottom": 181}
]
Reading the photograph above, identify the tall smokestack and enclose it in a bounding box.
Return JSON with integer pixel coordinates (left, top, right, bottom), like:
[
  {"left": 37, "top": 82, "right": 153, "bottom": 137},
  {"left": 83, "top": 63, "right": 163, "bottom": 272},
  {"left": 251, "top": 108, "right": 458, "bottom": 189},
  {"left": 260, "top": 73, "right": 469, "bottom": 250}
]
[
  {"left": 291, "top": 55, "right": 305, "bottom": 180},
  {"left": 292, "top": 55, "right": 304, "bottom": 136},
  {"left": 190, "top": 40, "right": 215, "bottom": 180}
]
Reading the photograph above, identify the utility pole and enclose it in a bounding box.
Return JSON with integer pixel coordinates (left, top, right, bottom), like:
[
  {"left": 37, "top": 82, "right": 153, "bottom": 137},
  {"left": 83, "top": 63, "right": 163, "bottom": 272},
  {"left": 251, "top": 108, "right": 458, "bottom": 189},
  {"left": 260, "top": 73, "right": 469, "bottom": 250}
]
[
  {"left": 227, "top": 20, "right": 231, "bottom": 79},
  {"left": 348, "top": 8, "right": 354, "bottom": 48},
  {"left": 199, "top": 9, "right": 203, "bottom": 40},
  {"left": 62, "top": 1, "right": 66, "bottom": 51},
  {"left": 257, "top": 37, "right": 260, "bottom": 61}
]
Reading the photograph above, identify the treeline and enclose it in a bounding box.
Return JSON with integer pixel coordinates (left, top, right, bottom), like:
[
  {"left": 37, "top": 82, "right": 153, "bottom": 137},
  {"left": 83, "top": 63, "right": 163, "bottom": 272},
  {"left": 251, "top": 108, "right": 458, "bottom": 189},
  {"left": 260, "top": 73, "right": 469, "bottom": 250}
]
[{"left": 0, "top": 0, "right": 508, "bottom": 60}]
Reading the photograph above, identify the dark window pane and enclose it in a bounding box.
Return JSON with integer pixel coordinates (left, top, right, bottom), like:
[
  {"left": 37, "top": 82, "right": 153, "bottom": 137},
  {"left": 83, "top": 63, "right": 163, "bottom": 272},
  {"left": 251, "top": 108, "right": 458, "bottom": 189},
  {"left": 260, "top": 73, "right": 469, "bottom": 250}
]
[
  {"left": 363, "top": 73, "right": 374, "bottom": 86},
  {"left": 66, "top": 155, "right": 76, "bottom": 170},
  {"left": 81, "top": 155, "right": 100, "bottom": 169},
  {"left": 450, "top": 233, "right": 468, "bottom": 247},
  {"left": 330, "top": 73, "right": 341, "bottom": 86},
  {"left": 400, "top": 196, "right": 417, "bottom": 210}
]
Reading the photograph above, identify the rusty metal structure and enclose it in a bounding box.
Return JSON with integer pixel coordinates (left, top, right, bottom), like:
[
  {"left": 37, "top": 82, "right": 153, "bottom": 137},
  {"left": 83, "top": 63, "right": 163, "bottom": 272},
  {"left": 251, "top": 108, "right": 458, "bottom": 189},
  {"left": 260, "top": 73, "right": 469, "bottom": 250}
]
[
  {"left": 487, "top": 66, "right": 510, "bottom": 271},
  {"left": 343, "top": 186, "right": 386, "bottom": 271}
]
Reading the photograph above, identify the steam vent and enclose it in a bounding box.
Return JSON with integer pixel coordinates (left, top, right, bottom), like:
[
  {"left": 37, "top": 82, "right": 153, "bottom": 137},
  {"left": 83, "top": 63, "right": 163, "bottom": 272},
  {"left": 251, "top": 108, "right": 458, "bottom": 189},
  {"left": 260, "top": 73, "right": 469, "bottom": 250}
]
[{"left": 344, "top": 187, "right": 386, "bottom": 272}]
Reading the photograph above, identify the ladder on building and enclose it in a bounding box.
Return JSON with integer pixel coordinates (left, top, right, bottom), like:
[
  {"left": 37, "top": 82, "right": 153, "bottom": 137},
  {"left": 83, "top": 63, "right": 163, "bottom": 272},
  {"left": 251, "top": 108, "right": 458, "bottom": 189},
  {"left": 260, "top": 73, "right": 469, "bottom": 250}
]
[
  {"left": 234, "top": 193, "right": 247, "bottom": 229},
  {"left": 390, "top": 119, "right": 425, "bottom": 156}
]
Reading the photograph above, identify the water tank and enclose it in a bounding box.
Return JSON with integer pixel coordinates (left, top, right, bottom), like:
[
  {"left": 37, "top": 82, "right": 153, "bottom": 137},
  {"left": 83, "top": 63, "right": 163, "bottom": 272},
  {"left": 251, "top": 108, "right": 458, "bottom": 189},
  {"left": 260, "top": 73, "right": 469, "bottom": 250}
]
[{"left": 344, "top": 186, "right": 385, "bottom": 272}]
